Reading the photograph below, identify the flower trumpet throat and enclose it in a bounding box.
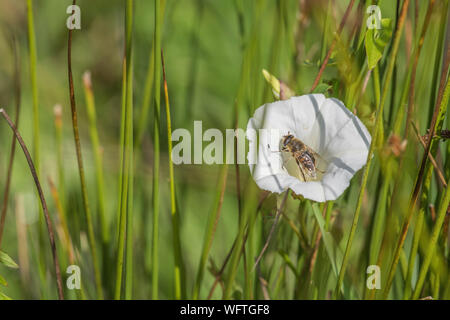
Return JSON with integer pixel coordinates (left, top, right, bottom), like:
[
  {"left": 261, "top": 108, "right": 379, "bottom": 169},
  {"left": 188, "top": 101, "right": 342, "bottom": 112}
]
[{"left": 247, "top": 94, "right": 371, "bottom": 202}]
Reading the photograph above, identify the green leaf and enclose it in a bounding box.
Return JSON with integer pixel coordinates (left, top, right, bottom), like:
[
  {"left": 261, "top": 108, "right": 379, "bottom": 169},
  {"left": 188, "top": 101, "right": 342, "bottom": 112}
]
[
  {"left": 365, "top": 19, "right": 393, "bottom": 69},
  {"left": 310, "top": 203, "right": 342, "bottom": 278},
  {"left": 0, "top": 251, "right": 19, "bottom": 269},
  {"left": 262, "top": 69, "right": 294, "bottom": 100},
  {"left": 278, "top": 250, "right": 298, "bottom": 277},
  {"left": 312, "top": 83, "right": 332, "bottom": 95}
]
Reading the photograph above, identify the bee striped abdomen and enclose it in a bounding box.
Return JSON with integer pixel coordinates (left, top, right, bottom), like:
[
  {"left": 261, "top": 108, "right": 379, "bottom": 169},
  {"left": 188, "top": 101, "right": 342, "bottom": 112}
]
[{"left": 298, "top": 151, "right": 315, "bottom": 173}]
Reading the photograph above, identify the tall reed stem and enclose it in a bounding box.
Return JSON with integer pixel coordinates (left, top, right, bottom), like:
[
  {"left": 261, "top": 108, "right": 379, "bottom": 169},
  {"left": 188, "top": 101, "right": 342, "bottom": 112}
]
[
  {"left": 83, "top": 72, "right": 108, "bottom": 246},
  {"left": 151, "top": 0, "right": 162, "bottom": 299},
  {"left": 161, "top": 51, "right": 185, "bottom": 299},
  {"left": 26, "top": 0, "right": 40, "bottom": 177},
  {"left": 67, "top": 0, "right": 103, "bottom": 299},
  {"left": 115, "top": 0, "right": 134, "bottom": 300}
]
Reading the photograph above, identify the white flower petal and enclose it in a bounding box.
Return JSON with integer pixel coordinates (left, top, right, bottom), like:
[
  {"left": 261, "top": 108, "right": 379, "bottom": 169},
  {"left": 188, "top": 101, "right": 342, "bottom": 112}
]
[{"left": 246, "top": 94, "right": 371, "bottom": 202}]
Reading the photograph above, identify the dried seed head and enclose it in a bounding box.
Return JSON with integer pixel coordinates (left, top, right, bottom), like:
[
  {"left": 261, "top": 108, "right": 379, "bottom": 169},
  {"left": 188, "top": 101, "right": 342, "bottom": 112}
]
[
  {"left": 387, "top": 134, "right": 407, "bottom": 157},
  {"left": 54, "top": 104, "right": 62, "bottom": 127},
  {"left": 440, "top": 129, "right": 449, "bottom": 140},
  {"left": 83, "top": 71, "right": 92, "bottom": 90}
]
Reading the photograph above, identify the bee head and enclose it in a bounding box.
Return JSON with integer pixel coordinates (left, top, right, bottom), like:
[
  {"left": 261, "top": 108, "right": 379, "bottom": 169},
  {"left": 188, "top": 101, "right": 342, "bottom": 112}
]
[{"left": 282, "top": 134, "right": 294, "bottom": 146}]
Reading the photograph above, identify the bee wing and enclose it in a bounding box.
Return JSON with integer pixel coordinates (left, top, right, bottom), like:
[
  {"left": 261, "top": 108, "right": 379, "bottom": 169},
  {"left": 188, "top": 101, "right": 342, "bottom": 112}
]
[
  {"left": 293, "top": 154, "right": 307, "bottom": 182},
  {"left": 305, "top": 147, "right": 327, "bottom": 173},
  {"left": 310, "top": 148, "right": 326, "bottom": 162}
]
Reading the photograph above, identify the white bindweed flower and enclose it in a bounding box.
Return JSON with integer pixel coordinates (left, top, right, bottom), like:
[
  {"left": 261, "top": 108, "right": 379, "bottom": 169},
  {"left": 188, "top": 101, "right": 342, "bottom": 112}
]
[{"left": 246, "top": 94, "right": 371, "bottom": 202}]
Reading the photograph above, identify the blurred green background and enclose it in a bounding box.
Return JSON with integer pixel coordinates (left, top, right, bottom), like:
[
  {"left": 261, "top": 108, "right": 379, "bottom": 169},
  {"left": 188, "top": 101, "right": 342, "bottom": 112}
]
[{"left": 0, "top": 0, "right": 448, "bottom": 300}]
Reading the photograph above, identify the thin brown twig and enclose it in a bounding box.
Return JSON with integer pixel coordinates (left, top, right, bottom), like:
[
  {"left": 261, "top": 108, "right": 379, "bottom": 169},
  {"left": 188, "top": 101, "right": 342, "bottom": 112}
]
[
  {"left": 257, "top": 267, "right": 271, "bottom": 300},
  {"left": 409, "top": 46, "right": 450, "bottom": 229},
  {"left": 207, "top": 192, "right": 269, "bottom": 299},
  {"left": 0, "top": 108, "right": 64, "bottom": 300},
  {"left": 429, "top": 204, "right": 436, "bottom": 222},
  {"left": 309, "top": 224, "right": 323, "bottom": 274},
  {"left": 412, "top": 122, "right": 447, "bottom": 187},
  {"left": 252, "top": 190, "right": 290, "bottom": 272},
  {"left": 207, "top": 240, "right": 236, "bottom": 300},
  {"left": 310, "top": 0, "right": 355, "bottom": 92}
]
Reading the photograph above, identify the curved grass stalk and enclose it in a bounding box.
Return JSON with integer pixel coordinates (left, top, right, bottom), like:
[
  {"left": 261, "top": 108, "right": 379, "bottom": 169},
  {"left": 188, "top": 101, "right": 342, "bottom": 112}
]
[{"left": 0, "top": 108, "right": 64, "bottom": 300}]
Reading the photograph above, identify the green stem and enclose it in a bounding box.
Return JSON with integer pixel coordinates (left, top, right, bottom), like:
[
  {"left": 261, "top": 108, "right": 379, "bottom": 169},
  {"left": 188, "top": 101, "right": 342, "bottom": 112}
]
[
  {"left": 115, "top": 0, "right": 134, "bottom": 300},
  {"left": 135, "top": 0, "right": 166, "bottom": 147},
  {"left": 27, "top": 0, "right": 46, "bottom": 293},
  {"left": 27, "top": 0, "right": 39, "bottom": 176},
  {"left": 68, "top": 0, "right": 103, "bottom": 299},
  {"left": 83, "top": 72, "right": 108, "bottom": 245},
  {"left": 162, "top": 51, "right": 185, "bottom": 299},
  {"left": 152, "top": 0, "right": 162, "bottom": 299},
  {"left": 125, "top": 58, "right": 134, "bottom": 300}
]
